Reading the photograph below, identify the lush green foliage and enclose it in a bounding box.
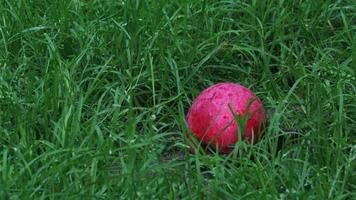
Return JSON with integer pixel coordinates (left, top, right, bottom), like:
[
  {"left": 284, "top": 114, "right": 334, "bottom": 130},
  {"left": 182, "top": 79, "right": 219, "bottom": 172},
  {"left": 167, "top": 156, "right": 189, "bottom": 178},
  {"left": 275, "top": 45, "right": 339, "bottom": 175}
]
[{"left": 0, "top": 0, "right": 355, "bottom": 199}]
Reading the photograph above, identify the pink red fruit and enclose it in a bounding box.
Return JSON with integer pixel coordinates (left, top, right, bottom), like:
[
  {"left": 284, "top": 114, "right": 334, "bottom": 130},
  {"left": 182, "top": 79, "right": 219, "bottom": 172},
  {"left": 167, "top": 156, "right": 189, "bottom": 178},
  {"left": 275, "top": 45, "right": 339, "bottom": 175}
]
[{"left": 186, "top": 83, "right": 267, "bottom": 153}]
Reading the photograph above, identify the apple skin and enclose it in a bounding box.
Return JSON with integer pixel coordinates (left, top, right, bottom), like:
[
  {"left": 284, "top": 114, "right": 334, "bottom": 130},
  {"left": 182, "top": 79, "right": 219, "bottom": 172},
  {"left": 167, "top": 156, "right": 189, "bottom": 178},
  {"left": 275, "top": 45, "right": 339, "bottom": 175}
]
[{"left": 186, "top": 83, "right": 266, "bottom": 153}]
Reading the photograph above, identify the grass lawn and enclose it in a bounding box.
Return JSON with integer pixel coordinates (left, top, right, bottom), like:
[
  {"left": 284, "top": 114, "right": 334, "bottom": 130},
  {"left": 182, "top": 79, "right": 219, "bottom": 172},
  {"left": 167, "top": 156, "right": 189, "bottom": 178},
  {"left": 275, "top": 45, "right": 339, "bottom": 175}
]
[{"left": 0, "top": 0, "right": 355, "bottom": 199}]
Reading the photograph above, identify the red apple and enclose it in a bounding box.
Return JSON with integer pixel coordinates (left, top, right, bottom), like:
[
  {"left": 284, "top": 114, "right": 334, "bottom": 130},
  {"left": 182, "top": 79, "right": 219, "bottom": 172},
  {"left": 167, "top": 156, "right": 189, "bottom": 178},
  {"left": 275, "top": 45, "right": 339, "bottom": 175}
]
[{"left": 186, "top": 83, "right": 266, "bottom": 153}]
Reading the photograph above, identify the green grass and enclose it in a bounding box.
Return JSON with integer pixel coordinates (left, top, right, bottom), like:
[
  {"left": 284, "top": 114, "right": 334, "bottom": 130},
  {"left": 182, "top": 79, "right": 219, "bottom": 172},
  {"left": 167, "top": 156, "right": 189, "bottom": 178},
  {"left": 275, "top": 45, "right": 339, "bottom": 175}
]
[{"left": 0, "top": 0, "right": 355, "bottom": 199}]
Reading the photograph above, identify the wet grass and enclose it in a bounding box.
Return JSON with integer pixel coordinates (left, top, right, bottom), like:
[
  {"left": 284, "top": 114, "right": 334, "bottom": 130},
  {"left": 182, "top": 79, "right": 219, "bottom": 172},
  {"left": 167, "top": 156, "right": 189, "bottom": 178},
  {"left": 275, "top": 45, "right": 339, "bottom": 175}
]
[{"left": 0, "top": 0, "right": 355, "bottom": 199}]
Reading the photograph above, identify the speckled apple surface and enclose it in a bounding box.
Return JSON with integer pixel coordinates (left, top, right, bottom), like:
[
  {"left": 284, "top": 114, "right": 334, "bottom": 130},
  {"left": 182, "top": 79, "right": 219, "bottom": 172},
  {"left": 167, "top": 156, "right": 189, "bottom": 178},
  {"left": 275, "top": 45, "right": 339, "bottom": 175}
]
[{"left": 186, "top": 83, "right": 266, "bottom": 153}]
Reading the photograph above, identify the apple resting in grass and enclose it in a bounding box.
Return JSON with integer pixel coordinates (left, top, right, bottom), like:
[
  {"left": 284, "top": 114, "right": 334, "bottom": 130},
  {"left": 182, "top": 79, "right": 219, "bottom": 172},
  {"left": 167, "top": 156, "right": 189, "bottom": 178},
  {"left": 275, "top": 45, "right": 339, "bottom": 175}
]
[{"left": 186, "top": 83, "right": 267, "bottom": 153}]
